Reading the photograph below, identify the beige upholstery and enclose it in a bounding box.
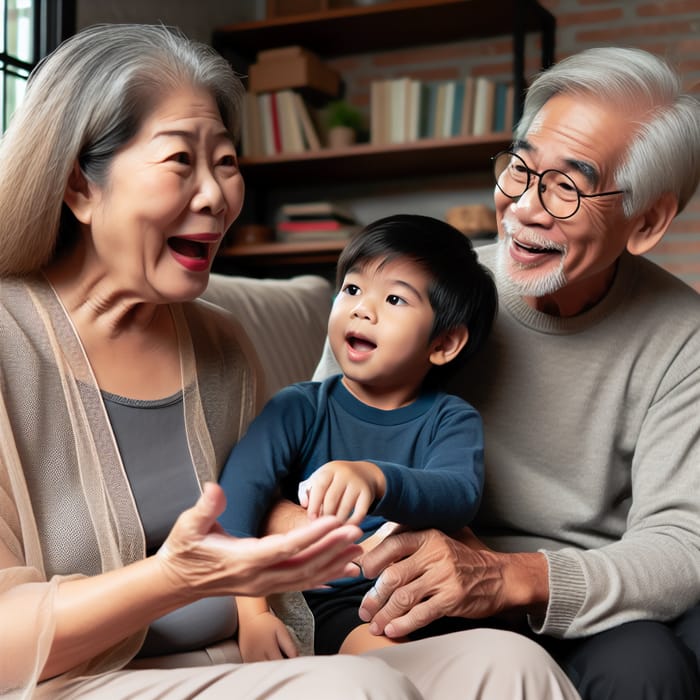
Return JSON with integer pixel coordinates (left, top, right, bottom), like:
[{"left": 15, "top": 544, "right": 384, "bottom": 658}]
[
  {"left": 200, "top": 273, "right": 334, "bottom": 655},
  {"left": 202, "top": 274, "right": 333, "bottom": 399}
]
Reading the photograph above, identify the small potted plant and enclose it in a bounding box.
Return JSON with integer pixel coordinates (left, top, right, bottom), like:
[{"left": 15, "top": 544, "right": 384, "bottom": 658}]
[{"left": 324, "top": 100, "right": 364, "bottom": 148}]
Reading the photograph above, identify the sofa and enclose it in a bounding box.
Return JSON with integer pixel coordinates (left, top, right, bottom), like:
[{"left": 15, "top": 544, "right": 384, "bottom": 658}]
[
  {"left": 200, "top": 272, "right": 335, "bottom": 655},
  {"left": 202, "top": 272, "right": 334, "bottom": 400}
]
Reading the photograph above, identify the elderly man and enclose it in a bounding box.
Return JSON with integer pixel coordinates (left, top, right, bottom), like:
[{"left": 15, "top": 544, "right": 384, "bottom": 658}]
[{"left": 309, "top": 46, "right": 700, "bottom": 699}]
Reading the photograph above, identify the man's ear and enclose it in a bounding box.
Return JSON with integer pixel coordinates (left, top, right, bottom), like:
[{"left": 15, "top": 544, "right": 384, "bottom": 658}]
[
  {"left": 429, "top": 326, "right": 469, "bottom": 367},
  {"left": 63, "top": 161, "right": 94, "bottom": 225},
  {"left": 626, "top": 191, "right": 677, "bottom": 256}
]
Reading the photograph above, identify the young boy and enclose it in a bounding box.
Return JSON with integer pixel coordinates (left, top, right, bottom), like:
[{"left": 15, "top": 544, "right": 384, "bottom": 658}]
[{"left": 218, "top": 214, "right": 498, "bottom": 660}]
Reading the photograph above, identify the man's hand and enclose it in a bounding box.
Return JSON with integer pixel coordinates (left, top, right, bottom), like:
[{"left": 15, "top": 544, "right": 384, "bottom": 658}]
[
  {"left": 298, "top": 460, "right": 385, "bottom": 524},
  {"left": 357, "top": 527, "right": 549, "bottom": 638}
]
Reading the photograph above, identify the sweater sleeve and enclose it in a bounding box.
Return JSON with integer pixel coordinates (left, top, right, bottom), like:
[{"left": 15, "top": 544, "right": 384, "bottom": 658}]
[
  {"left": 534, "top": 355, "right": 700, "bottom": 638},
  {"left": 217, "top": 385, "right": 315, "bottom": 537},
  {"left": 371, "top": 399, "right": 485, "bottom": 531}
]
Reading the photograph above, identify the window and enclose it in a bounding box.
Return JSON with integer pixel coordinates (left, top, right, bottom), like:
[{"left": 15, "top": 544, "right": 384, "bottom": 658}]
[{"left": 1, "top": 0, "right": 74, "bottom": 131}]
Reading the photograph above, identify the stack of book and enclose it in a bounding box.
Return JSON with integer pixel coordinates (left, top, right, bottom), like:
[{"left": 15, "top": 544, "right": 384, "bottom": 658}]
[
  {"left": 276, "top": 202, "right": 362, "bottom": 243},
  {"left": 241, "top": 45, "right": 340, "bottom": 158},
  {"left": 370, "top": 75, "right": 514, "bottom": 146},
  {"left": 241, "top": 89, "right": 322, "bottom": 157}
]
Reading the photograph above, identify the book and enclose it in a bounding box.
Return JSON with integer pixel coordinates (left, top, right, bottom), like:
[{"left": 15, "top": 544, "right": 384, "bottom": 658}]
[
  {"left": 280, "top": 201, "right": 356, "bottom": 223},
  {"left": 451, "top": 79, "right": 465, "bottom": 137},
  {"left": 434, "top": 82, "right": 447, "bottom": 139},
  {"left": 440, "top": 81, "right": 455, "bottom": 138},
  {"left": 291, "top": 91, "right": 321, "bottom": 151},
  {"left": 405, "top": 79, "right": 421, "bottom": 143},
  {"left": 268, "top": 92, "right": 283, "bottom": 153},
  {"left": 460, "top": 76, "right": 476, "bottom": 136},
  {"left": 370, "top": 79, "right": 390, "bottom": 146},
  {"left": 276, "top": 225, "right": 361, "bottom": 242},
  {"left": 472, "top": 76, "right": 496, "bottom": 136},
  {"left": 492, "top": 82, "right": 508, "bottom": 133},
  {"left": 418, "top": 81, "right": 433, "bottom": 140},
  {"left": 389, "top": 77, "right": 410, "bottom": 144},
  {"left": 420, "top": 81, "right": 440, "bottom": 140},
  {"left": 277, "top": 219, "right": 350, "bottom": 233},
  {"left": 504, "top": 83, "right": 515, "bottom": 133},
  {"left": 276, "top": 89, "right": 305, "bottom": 154},
  {"left": 258, "top": 93, "right": 276, "bottom": 156}
]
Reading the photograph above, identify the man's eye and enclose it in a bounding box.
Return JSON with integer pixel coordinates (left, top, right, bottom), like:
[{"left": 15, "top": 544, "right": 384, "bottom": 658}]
[
  {"left": 218, "top": 154, "right": 237, "bottom": 167},
  {"left": 387, "top": 295, "right": 406, "bottom": 306}
]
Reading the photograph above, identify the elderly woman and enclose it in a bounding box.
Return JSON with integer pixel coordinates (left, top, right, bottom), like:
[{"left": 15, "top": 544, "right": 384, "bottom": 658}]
[{"left": 0, "top": 23, "right": 580, "bottom": 700}]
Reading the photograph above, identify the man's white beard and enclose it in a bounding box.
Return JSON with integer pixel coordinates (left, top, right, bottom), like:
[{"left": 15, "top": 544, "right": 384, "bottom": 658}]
[{"left": 495, "top": 230, "right": 567, "bottom": 298}]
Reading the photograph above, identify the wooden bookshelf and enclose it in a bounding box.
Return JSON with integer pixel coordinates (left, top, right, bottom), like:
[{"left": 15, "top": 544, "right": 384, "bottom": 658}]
[
  {"left": 213, "top": 0, "right": 556, "bottom": 275},
  {"left": 238, "top": 132, "right": 512, "bottom": 186}
]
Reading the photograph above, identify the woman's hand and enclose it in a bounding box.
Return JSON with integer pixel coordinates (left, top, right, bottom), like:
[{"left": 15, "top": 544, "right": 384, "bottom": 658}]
[
  {"left": 356, "top": 527, "right": 549, "bottom": 638},
  {"left": 157, "top": 483, "right": 363, "bottom": 603},
  {"left": 298, "top": 460, "right": 386, "bottom": 524}
]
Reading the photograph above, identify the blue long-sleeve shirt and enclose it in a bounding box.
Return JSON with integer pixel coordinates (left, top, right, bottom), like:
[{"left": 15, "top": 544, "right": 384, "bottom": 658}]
[{"left": 219, "top": 374, "right": 484, "bottom": 541}]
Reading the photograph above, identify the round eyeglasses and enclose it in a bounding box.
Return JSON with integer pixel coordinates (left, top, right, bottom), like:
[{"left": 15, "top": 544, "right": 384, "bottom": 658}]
[{"left": 492, "top": 150, "right": 626, "bottom": 220}]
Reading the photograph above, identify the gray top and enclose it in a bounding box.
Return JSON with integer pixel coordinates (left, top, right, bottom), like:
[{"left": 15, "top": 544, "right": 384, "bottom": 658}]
[{"left": 103, "top": 391, "right": 237, "bottom": 656}]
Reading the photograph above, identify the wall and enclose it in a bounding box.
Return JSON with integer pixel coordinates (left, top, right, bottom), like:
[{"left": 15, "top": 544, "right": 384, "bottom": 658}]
[{"left": 76, "top": 0, "right": 262, "bottom": 43}]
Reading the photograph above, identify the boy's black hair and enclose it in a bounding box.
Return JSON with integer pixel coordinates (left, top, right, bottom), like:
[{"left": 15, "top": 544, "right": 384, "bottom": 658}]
[{"left": 336, "top": 214, "right": 498, "bottom": 385}]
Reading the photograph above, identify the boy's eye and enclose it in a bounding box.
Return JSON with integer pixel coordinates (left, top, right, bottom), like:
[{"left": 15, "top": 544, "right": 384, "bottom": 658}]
[
  {"left": 343, "top": 284, "right": 360, "bottom": 296},
  {"left": 386, "top": 294, "right": 406, "bottom": 306}
]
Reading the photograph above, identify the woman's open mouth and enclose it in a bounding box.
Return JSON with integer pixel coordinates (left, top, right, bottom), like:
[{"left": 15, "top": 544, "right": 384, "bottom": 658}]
[
  {"left": 168, "top": 237, "right": 208, "bottom": 259},
  {"left": 167, "top": 234, "right": 220, "bottom": 272}
]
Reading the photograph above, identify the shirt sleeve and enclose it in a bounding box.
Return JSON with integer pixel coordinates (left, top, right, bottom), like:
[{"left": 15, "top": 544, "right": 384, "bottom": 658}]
[
  {"left": 371, "top": 398, "right": 485, "bottom": 532},
  {"left": 217, "top": 385, "right": 315, "bottom": 537}
]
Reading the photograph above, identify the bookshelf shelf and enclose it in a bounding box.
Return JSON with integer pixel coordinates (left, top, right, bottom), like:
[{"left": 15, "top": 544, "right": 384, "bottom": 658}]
[
  {"left": 212, "top": 0, "right": 556, "bottom": 275},
  {"left": 239, "top": 132, "right": 512, "bottom": 186}
]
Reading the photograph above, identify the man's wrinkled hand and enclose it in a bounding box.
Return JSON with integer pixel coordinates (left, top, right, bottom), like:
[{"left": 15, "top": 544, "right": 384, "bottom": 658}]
[{"left": 357, "top": 528, "right": 510, "bottom": 638}]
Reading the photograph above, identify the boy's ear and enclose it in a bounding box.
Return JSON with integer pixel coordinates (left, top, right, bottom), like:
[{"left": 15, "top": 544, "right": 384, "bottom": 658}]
[
  {"left": 626, "top": 191, "right": 677, "bottom": 256},
  {"left": 429, "top": 326, "right": 469, "bottom": 367},
  {"left": 63, "top": 161, "right": 95, "bottom": 225}
]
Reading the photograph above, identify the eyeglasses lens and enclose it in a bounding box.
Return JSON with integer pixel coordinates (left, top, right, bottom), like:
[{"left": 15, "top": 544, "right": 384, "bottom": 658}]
[{"left": 493, "top": 152, "right": 580, "bottom": 219}]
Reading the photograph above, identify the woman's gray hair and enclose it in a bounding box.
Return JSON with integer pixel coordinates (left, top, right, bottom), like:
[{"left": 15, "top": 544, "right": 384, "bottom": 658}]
[
  {"left": 515, "top": 46, "right": 700, "bottom": 219},
  {"left": 0, "top": 23, "right": 244, "bottom": 275}
]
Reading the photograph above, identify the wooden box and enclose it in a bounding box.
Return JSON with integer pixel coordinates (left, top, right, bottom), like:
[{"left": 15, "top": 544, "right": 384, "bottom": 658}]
[{"left": 248, "top": 46, "right": 341, "bottom": 99}]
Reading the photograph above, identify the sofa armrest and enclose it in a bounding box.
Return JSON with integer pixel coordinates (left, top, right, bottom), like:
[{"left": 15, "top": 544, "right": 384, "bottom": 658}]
[{"left": 201, "top": 274, "right": 333, "bottom": 400}]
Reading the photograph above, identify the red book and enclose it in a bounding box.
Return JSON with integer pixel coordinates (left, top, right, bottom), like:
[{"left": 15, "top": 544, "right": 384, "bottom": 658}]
[
  {"left": 277, "top": 219, "right": 347, "bottom": 232},
  {"left": 269, "top": 92, "right": 282, "bottom": 154}
]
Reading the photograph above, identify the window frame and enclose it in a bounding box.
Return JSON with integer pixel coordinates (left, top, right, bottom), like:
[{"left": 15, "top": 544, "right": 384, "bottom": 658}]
[{"left": 1, "top": 0, "right": 75, "bottom": 130}]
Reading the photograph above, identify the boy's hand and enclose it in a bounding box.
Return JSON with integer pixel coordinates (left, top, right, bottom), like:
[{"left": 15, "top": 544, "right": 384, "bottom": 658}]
[
  {"left": 298, "top": 460, "right": 386, "bottom": 524},
  {"left": 238, "top": 609, "right": 299, "bottom": 662}
]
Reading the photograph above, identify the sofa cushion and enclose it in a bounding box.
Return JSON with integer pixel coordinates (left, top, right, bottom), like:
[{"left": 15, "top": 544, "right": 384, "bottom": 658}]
[{"left": 201, "top": 274, "right": 333, "bottom": 400}]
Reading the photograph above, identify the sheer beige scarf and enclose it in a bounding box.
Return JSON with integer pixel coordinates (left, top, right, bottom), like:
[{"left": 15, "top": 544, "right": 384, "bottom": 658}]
[{"left": 0, "top": 275, "right": 259, "bottom": 698}]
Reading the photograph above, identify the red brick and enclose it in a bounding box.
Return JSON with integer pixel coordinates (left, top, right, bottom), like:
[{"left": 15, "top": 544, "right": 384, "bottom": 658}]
[
  {"left": 554, "top": 8, "right": 624, "bottom": 28},
  {"left": 636, "top": 1, "right": 700, "bottom": 17},
  {"left": 577, "top": 20, "right": 696, "bottom": 43}
]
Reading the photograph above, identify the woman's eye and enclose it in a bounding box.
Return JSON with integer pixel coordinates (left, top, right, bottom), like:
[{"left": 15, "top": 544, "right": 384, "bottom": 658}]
[
  {"left": 172, "top": 152, "right": 191, "bottom": 165},
  {"left": 387, "top": 294, "right": 406, "bottom": 306}
]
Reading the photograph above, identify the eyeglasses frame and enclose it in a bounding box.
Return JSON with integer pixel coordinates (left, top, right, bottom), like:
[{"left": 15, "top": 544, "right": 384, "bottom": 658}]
[{"left": 491, "top": 150, "right": 627, "bottom": 220}]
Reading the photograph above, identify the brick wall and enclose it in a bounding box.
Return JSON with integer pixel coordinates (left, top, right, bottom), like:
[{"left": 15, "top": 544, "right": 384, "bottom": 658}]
[{"left": 328, "top": 0, "right": 700, "bottom": 290}]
